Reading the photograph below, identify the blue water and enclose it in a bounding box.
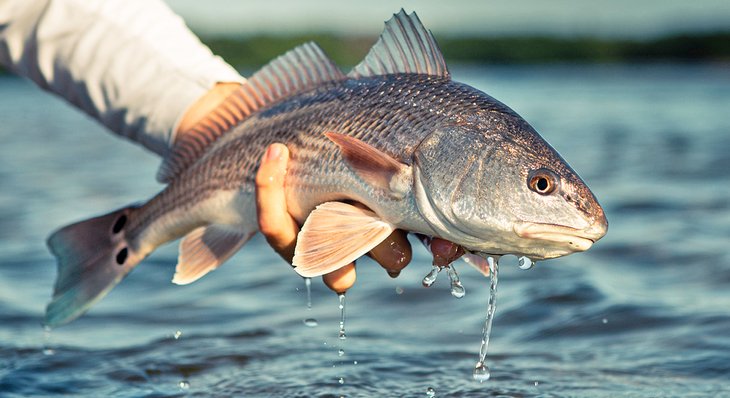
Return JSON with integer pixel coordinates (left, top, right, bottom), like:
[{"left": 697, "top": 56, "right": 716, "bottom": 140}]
[{"left": 1, "top": 64, "right": 729, "bottom": 397}]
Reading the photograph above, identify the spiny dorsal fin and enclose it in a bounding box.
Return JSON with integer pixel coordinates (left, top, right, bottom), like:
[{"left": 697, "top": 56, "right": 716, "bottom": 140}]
[
  {"left": 349, "top": 9, "right": 449, "bottom": 79},
  {"left": 157, "top": 42, "right": 346, "bottom": 183}
]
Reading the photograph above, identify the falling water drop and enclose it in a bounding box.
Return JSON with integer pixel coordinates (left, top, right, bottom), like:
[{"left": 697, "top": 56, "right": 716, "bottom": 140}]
[
  {"left": 338, "top": 293, "right": 347, "bottom": 340},
  {"left": 173, "top": 330, "right": 182, "bottom": 340},
  {"left": 338, "top": 349, "right": 345, "bottom": 357},
  {"left": 338, "top": 377, "right": 345, "bottom": 384},
  {"left": 422, "top": 265, "right": 441, "bottom": 287},
  {"left": 178, "top": 380, "right": 190, "bottom": 390},
  {"left": 474, "top": 256, "right": 499, "bottom": 382},
  {"left": 445, "top": 264, "right": 466, "bottom": 298},
  {"left": 42, "top": 326, "right": 55, "bottom": 356},
  {"left": 426, "top": 387, "right": 436, "bottom": 397},
  {"left": 472, "top": 362, "right": 490, "bottom": 382},
  {"left": 303, "top": 277, "right": 318, "bottom": 327},
  {"left": 305, "top": 277, "right": 313, "bottom": 309},
  {"left": 518, "top": 256, "right": 534, "bottom": 270}
]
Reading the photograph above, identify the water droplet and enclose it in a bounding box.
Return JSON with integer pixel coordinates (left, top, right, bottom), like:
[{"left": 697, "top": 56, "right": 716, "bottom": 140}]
[
  {"left": 338, "top": 293, "right": 347, "bottom": 340},
  {"left": 353, "top": 360, "right": 358, "bottom": 365},
  {"left": 42, "top": 326, "right": 54, "bottom": 356},
  {"left": 303, "top": 278, "right": 317, "bottom": 327},
  {"left": 518, "top": 256, "right": 535, "bottom": 270},
  {"left": 338, "top": 349, "right": 345, "bottom": 357},
  {"left": 173, "top": 330, "right": 182, "bottom": 339},
  {"left": 426, "top": 387, "right": 436, "bottom": 397},
  {"left": 534, "top": 380, "right": 539, "bottom": 387},
  {"left": 338, "top": 377, "right": 345, "bottom": 384},
  {"left": 602, "top": 318, "right": 608, "bottom": 324},
  {"left": 474, "top": 256, "right": 499, "bottom": 381},
  {"left": 422, "top": 265, "right": 441, "bottom": 287},
  {"left": 473, "top": 362, "right": 491, "bottom": 382},
  {"left": 395, "top": 286, "right": 404, "bottom": 295},
  {"left": 446, "top": 264, "right": 465, "bottom": 298},
  {"left": 304, "top": 277, "right": 313, "bottom": 309},
  {"left": 178, "top": 380, "right": 190, "bottom": 390}
]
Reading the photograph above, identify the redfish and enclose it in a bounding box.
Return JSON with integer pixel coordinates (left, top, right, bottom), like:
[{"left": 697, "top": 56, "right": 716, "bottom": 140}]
[{"left": 45, "top": 10, "right": 607, "bottom": 327}]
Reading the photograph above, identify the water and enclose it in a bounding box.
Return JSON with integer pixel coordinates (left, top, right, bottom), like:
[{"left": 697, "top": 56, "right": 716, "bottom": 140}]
[
  {"left": 518, "top": 256, "right": 534, "bottom": 270},
  {"left": 303, "top": 277, "right": 318, "bottom": 327},
  {"left": 1, "top": 63, "right": 730, "bottom": 396},
  {"left": 337, "top": 294, "right": 347, "bottom": 340},
  {"left": 474, "top": 256, "right": 500, "bottom": 383},
  {"left": 445, "top": 265, "right": 465, "bottom": 298},
  {"left": 421, "top": 265, "right": 440, "bottom": 287}
]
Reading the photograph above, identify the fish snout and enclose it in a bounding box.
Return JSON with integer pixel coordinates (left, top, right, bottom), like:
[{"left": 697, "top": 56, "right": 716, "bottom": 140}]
[
  {"left": 582, "top": 213, "right": 608, "bottom": 243},
  {"left": 513, "top": 220, "right": 604, "bottom": 255}
]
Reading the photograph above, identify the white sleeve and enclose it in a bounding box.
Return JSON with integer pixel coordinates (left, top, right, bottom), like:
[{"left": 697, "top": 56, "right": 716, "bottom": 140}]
[{"left": 0, "top": 0, "right": 244, "bottom": 156}]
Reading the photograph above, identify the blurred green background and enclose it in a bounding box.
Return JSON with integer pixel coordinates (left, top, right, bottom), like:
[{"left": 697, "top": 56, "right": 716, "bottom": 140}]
[{"left": 165, "top": 0, "right": 730, "bottom": 70}]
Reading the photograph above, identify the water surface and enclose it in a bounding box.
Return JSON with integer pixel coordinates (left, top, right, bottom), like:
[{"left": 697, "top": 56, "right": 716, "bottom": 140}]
[{"left": 1, "top": 64, "right": 729, "bottom": 397}]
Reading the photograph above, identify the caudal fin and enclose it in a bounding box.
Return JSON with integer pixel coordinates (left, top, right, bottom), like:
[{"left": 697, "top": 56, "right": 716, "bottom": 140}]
[{"left": 45, "top": 206, "right": 141, "bottom": 327}]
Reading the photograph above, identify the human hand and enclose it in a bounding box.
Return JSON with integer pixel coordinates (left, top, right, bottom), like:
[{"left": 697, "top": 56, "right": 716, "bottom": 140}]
[{"left": 255, "top": 143, "right": 464, "bottom": 293}]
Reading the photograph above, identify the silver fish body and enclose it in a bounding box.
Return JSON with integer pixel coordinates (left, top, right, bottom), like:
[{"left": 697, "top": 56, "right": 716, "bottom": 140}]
[
  {"left": 44, "top": 10, "right": 606, "bottom": 327},
  {"left": 177, "top": 73, "right": 605, "bottom": 257}
]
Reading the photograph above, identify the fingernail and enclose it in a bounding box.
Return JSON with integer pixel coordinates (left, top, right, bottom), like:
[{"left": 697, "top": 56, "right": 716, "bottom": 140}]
[
  {"left": 387, "top": 270, "right": 400, "bottom": 278},
  {"left": 265, "top": 144, "right": 283, "bottom": 161}
]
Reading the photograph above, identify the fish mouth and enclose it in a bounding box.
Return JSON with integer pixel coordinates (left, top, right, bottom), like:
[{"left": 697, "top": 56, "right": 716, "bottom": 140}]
[{"left": 513, "top": 221, "right": 605, "bottom": 253}]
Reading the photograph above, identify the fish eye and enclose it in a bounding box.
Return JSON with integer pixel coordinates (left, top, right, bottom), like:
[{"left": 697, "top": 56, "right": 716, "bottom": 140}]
[{"left": 528, "top": 169, "right": 558, "bottom": 195}]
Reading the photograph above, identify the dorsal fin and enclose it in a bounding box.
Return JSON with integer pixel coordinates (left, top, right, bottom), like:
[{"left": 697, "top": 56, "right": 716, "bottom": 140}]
[
  {"left": 349, "top": 9, "right": 449, "bottom": 79},
  {"left": 157, "top": 42, "right": 346, "bottom": 183}
]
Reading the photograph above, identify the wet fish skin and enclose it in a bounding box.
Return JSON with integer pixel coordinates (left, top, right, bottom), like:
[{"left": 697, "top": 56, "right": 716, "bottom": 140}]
[{"left": 44, "top": 10, "right": 607, "bottom": 326}]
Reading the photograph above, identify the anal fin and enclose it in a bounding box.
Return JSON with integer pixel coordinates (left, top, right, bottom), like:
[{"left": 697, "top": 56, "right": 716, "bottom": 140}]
[
  {"left": 172, "top": 225, "right": 253, "bottom": 285},
  {"left": 293, "top": 202, "right": 396, "bottom": 277}
]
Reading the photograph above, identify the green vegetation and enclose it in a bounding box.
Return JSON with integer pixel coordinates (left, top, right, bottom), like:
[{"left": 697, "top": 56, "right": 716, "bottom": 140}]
[
  {"left": 2, "top": 32, "right": 727, "bottom": 75},
  {"left": 202, "top": 32, "right": 730, "bottom": 70}
]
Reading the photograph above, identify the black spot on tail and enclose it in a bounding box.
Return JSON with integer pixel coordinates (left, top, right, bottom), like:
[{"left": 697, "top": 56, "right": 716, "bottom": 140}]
[
  {"left": 116, "top": 247, "right": 128, "bottom": 265},
  {"left": 112, "top": 214, "right": 127, "bottom": 234}
]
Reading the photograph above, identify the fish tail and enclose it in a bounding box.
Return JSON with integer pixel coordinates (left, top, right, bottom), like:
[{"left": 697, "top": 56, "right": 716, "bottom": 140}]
[{"left": 45, "top": 206, "right": 142, "bottom": 327}]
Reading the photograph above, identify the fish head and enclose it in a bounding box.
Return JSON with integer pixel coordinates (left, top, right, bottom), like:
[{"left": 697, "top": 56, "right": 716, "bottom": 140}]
[{"left": 413, "top": 118, "right": 607, "bottom": 260}]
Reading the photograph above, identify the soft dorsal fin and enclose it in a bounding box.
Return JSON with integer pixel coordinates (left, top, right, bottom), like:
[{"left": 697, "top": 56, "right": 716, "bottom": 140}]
[
  {"left": 349, "top": 9, "right": 449, "bottom": 79},
  {"left": 157, "top": 42, "right": 346, "bottom": 183}
]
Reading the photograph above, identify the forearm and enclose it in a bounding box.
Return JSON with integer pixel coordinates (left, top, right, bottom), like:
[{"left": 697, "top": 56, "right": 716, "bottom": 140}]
[{"left": 0, "top": 0, "right": 243, "bottom": 155}]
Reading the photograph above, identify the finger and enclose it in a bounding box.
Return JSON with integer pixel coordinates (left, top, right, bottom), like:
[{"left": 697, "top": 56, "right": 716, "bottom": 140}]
[
  {"left": 430, "top": 237, "right": 465, "bottom": 266},
  {"left": 368, "top": 229, "right": 412, "bottom": 278},
  {"left": 323, "top": 263, "right": 356, "bottom": 293},
  {"left": 255, "top": 143, "right": 299, "bottom": 262}
]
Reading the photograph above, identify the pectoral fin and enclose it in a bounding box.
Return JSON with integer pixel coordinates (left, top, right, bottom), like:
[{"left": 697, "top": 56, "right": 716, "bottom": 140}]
[
  {"left": 326, "top": 132, "right": 412, "bottom": 198},
  {"left": 172, "top": 225, "right": 253, "bottom": 285},
  {"left": 293, "top": 202, "right": 396, "bottom": 277},
  {"left": 461, "top": 252, "right": 491, "bottom": 277}
]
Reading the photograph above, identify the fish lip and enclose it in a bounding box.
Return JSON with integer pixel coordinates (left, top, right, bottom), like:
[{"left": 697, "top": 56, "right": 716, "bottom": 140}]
[{"left": 513, "top": 221, "right": 598, "bottom": 252}]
